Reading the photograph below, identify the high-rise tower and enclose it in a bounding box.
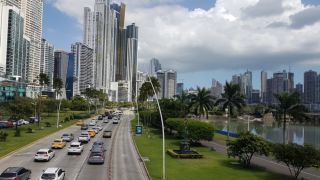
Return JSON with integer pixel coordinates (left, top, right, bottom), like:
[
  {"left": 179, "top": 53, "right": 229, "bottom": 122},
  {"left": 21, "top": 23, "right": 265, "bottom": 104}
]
[{"left": 21, "top": 0, "right": 43, "bottom": 83}]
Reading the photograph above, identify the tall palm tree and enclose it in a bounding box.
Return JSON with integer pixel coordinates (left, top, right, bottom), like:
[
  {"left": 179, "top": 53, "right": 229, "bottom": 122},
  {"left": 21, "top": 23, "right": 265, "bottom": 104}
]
[
  {"left": 175, "top": 91, "right": 192, "bottom": 140},
  {"left": 190, "top": 87, "right": 215, "bottom": 119},
  {"left": 273, "top": 92, "right": 307, "bottom": 144},
  {"left": 215, "top": 82, "right": 246, "bottom": 140},
  {"left": 53, "top": 77, "right": 63, "bottom": 128},
  {"left": 138, "top": 76, "right": 160, "bottom": 102},
  {"left": 35, "top": 73, "right": 49, "bottom": 128}
]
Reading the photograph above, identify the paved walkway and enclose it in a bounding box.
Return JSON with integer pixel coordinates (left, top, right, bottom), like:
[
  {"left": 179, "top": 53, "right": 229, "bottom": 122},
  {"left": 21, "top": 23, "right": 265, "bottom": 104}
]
[{"left": 201, "top": 140, "right": 320, "bottom": 180}]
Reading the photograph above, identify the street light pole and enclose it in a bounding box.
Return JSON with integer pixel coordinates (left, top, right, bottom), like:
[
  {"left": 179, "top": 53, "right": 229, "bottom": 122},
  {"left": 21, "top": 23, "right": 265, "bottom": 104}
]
[{"left": 147, "top": 76, "right": 165, "bottom": 180}]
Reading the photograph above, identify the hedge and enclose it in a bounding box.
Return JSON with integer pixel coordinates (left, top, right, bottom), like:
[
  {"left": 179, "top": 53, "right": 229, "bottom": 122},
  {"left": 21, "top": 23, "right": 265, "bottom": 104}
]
[
  {"left": 167, "top": 149, "right": 203, "bottom": 159},
  {"left": 166, "top": 118, "right": 214, "bottom": 143}
]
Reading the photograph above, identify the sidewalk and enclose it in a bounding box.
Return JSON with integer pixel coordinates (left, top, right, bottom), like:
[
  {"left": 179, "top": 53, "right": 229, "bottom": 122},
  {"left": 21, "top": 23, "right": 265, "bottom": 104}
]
[{"left": 201, "top": 140, "right": 320, "bottom": 180}]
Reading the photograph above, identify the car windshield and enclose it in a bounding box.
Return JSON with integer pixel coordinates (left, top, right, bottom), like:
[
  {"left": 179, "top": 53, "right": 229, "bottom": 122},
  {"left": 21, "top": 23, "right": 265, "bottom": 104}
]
[
  {"left": 62, "top": 134, "right": 69, "bottom": 136},
  {"left": 54, "top": 140, "right": 61, "bottom": 142},
  {"left": 37, "top": 151, "right": 47, "bottom": 154},
  {"left": 41, "top": 173, "right": 56, "bottom": 179},
  {"left": 70, "top": 145, "right": 79, "bottom": 147},
  {"left": 0, "top": 173, "right": 16, "bottom": 177},
  {"left": 90, "top": 152, "right": 102, "bottom": 157}
]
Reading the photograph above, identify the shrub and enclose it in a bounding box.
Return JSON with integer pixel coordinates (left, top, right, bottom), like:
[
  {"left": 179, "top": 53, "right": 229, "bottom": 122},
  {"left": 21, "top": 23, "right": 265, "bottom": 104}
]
[
  {"left": 227, "top": 132, "right": 270, "bottom": 167},
  {"left": 26, "top": 127, "right": 33, "bottom": 133},
  {"left": 45, "top": 122, "right": 51, "bottom": 127},
  {"left": 166, "top": 118, "right": 214, "bottom": 143},
  {"left": 0, "top": 131, "right": 8, "bottom": 142},
  {"left": 73, "top": 113, "right": 90, "bottom": 119},
  {"left": 167, "top": 149, "right": 203, "bottom": 159},
  {"left": 272, "top": 143, "right": 320, "bottom": 179},
  {"left": 14, "top": 129, "right": 21, "bottom": 137}
]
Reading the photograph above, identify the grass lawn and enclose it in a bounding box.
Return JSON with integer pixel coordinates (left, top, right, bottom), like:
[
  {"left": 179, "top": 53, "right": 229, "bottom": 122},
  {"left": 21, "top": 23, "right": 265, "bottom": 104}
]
[
  {"left": 213, "top": 133, "right": 236, "bottom": 144},
  {"left": 0, "top": 111, "right": 93, "bottom": 157},
  {"left": 131, "top": 120, "right": 291, "bottom": 180}
]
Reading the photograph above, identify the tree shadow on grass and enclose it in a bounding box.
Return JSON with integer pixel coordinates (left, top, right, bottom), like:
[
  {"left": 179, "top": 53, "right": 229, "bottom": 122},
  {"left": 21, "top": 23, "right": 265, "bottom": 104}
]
[{"left": 218, "top": 159, "right": 293, "bottom": 180}]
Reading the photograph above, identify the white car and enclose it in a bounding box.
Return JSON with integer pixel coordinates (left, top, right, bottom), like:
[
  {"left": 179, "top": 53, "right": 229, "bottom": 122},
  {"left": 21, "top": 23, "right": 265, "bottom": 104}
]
[
  {"left": 34, "top": 149, "right": 55, "bottom": 162},
  {"left": 68, "top": 142, "right": 84, "bottom": 155},
  {"left": 40, "top": 167, "right": 65, "bottom": 180},
  {"left": 103, "top": 118, "right": 109, "bottom": 123},
  {"left": 96, "top": 125, "right": 103, "bottom": 131},
  {"left": 89, "top": 120, "right": 97, "bottom": 126},
  {"left": 78, "top": 132, "right": 90, "bottom": 143},
  {"left": 112, "top": 119, "right": 119, "bottom": 124}
]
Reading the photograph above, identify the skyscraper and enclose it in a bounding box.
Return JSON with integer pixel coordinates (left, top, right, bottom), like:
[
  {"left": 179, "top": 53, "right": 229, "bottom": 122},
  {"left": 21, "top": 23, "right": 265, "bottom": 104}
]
[
  {"left": 21, "top": 0, "right": 43, "bottom": 83},
  {"left": 54, "top": 50, "right": 69, "bottom": 90},
  {"left": 71, "top": 42, "right": 94, "bottom": 95},
  {"left": 156, "top": 70, "right": 165, "bottom": 99},
  {"left": 241, "top": 70, "right": 252, "bottom": 103},
  {"left": 84, "top": 0, "right": 116, "bottom": 93},
  {"left": 40, "top": 38, "right": 54, "bottom": 88},
  {"left": 304, "top": 70, "right": 317, "bottom": 104},
  {"left": 295, "top": 83, "right": 303, "bottom": 102},
  {"left": 0, "top": 0, "right": 20, "bottom": 8},
  {"left": 149, "top": 58, "right": 162, "bottom": 76},
  {"left": 126, "top": 23, "right": 138, "bottom": 100},
  {"left": 265, "top": 70, "right": 295, "bottom": 104},
  {"left": 165, "top": 70, "right": 177, "bottom": 99},
  {"left": 176, "top": 82, "right": 184, "bottom": 96},
  {"left": 211, "top": 79, "right": 223, "bottom": 98},
  {"left": 0, "top": 5, "right": 25, "bottom": 79},
  {"left": 261, "top": 71, "right": 267, "bottom": 103}
]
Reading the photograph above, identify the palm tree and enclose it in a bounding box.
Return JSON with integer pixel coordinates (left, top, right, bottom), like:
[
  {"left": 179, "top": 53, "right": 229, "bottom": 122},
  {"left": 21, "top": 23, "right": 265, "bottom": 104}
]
[
  {"left": 273, "top": 92, "right": 307, "bottom": 144},
  {"left": 175, "top": 91, "right": 192, "bottom": 141},
  {"left": 35, "top": 73, "right": 49, "bottom": 128},
  {"left": 138, "top": 76, "right": 160, "bottom": 102},
  {"left": 53, "top": 77, "right": 63, "bottom": 128},
  {"left": 189, "top": 87, "right": 215, "bottom": 119},
  {"left": 215, "top": 82, "right": 246, "bottom": 140}
]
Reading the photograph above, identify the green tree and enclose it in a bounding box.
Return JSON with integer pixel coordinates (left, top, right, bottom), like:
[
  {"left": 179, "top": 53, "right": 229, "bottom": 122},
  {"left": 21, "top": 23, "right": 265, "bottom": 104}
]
[
  {"left": 272, "top": 143, "right": 320, "bottom": 179},
  {"left": 273, "top": 92, "right": 307, "bottom": 144},
  {"left": 215, "top": 82, "right": 246, "bottom": 140},
  {"left": 174, "top": 92, "right": 192, "bottom": 140},
  {"left": 190, "top": 87, "right": 214, "bottom": 119},
  {"left": 138, "top": 77, "right": 160, "bottom": 102},
  {"left": 53, "top": 77, "right": 64, "bottom": 128},
  {"left": 71, "top": 96, "right": 87, "bottom": 111},
  {"left": 227, "top": 132, "right": 270, "bottom": 167}
]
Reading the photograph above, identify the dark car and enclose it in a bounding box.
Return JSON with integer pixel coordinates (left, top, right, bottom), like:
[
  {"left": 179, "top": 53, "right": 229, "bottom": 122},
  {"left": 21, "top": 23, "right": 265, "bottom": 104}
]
[
  {"left": 103, "top": 130, "right": 112, "bottom": 138},
  {"left": 107, "top": 115, "right": 112, "bottom": 119},
  {"left": 88, "top": 148, "right": 105, "bottom": 164},
  {"left": 97, "top": 116, "right": 103, "bottom": 120},
  {"left": 0, "top": 167, "right": 31, "bottom": 180},
  {"left": 81, "top": 124, "right": 89, "bottom": 130},
  {"left": 92, "top": 141, "right": 105, "bottom": 150}
]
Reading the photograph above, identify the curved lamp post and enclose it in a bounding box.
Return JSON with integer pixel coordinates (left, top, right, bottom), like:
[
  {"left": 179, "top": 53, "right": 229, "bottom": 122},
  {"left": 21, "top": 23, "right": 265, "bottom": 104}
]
[{"left": 146, "top": 75, "right": 166, "bottom": 180}]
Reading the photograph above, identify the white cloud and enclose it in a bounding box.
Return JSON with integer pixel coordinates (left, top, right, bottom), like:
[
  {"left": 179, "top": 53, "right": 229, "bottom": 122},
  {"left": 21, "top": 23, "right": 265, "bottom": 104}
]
[{"left": 48, "top": 0, "right": 320, "bottom": 73}]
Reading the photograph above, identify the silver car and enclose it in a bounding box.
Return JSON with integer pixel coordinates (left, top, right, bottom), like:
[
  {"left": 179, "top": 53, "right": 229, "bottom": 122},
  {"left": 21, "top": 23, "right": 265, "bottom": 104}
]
[{"left": 0, "top": 167, "right": 31, "bottom": 180}]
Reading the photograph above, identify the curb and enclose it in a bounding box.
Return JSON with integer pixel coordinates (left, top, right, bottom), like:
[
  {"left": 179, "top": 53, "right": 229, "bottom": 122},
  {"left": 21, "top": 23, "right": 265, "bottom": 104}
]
[
  {"left": 130, "top": 121, "right": 152, "bottom": 180},
  {"left": 107, "top": 122, "right": 120, "bottom": 180}
]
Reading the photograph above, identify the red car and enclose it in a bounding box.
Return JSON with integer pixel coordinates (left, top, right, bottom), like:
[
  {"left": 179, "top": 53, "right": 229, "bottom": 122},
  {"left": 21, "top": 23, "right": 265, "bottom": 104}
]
[{"left": 0, "top": 121, "right": 13, "bottom": 128}]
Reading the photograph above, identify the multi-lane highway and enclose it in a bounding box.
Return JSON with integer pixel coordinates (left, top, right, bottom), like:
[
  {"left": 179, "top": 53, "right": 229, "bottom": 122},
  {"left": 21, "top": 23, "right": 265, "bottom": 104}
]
[{"left": 0, "top": 110, "right": 148, "bottom": 180}]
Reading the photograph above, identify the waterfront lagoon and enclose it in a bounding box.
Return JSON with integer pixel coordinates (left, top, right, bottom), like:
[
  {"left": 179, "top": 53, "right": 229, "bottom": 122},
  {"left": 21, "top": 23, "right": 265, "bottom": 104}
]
[{"left": 210, "top": 117, "right": 320, "bottom": 149}]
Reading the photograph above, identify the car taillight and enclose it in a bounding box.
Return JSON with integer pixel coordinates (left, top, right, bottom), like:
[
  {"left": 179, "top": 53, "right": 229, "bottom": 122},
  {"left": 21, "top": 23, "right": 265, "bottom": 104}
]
[{"left": 14, "top": 176, "right": 18, "bottom": 180}]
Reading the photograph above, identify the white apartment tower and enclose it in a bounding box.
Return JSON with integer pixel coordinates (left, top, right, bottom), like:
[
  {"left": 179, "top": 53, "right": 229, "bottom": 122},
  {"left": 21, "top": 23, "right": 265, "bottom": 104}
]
[
  {"left": 83, "top": 0, "right": 115, "bottom": 93},
  {"left": 0, "top": 0, "right": 20, "bottom": 8},
  {"left": 21, "top": 0, "right": 43, "bottom": 83},
  {"left": 71, "top": 42, "right": 94, "bottom": 96}
]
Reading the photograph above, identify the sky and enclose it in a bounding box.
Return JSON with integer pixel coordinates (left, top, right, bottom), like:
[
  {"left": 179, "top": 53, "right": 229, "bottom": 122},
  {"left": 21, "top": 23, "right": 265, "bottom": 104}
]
[{"left": 43, "top": 0, "right": 320, "bottom": 90}]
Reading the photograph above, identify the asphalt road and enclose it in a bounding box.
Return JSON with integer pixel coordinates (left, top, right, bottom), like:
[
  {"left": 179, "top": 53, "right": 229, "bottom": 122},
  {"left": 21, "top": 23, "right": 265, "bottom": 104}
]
[
  {"left": 110, "top": 111, "right": 149, "bottom": 180},
  {"left": 0, "top": 115, "right": 115, "bottom": 180}
]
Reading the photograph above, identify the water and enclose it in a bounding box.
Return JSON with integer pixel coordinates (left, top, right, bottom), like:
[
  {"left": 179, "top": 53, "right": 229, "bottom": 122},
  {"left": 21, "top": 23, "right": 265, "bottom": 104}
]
[{"left": 210, "top": 118, "right": 320, "bottom": 149}]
